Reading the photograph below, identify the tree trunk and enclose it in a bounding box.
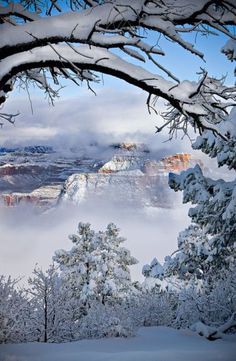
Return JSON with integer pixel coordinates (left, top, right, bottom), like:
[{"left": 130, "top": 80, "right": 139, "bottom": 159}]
[{"left": 43, "top": 289, "right": 48, "bottom": 343}]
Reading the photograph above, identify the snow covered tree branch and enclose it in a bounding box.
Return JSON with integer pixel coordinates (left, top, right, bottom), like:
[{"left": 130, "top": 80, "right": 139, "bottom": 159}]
[
  {"left": 168, "top": 106, "right": 236, "bottom": 274},
  {"left": 0, "top": 0, "right": 235, "bottom": 137}
]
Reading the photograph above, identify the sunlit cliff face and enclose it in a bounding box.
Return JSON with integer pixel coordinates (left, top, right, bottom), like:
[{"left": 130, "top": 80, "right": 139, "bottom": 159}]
[{"left": 143, "top": 153, "right": 191, "bottom": 175}]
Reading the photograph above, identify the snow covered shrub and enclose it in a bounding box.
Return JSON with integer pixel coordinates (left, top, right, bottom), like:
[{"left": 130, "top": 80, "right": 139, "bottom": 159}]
[
  {"left": 172, "top": 267, "right": 236, "bottom": 331},
  {"left": 77, "top": 302, "right": 136, "bottom": 339},
  {"left": 142, "top": 258, "right": 236, "bottom": 331},
  {"left": 139, "top": 291, "right": 177, "bottom": 327},
  {"left": 127, "top": 280, "right": 178, "bottom": 328},
  {"left": 200, "top": 269, "right": 236, "bottom": 329},
  {"left": 174, "top": 286, "right": 203, "bottom": 328},
  {"left": 0, "top": 276, "right": 30, "bottom": 343}
]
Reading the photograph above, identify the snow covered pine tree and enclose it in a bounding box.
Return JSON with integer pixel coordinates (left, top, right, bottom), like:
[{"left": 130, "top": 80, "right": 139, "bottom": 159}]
[
  {"left": 167, "top": 109, "right": 236, "bottom": 339},
  {"left": 142, "top": 108, "right": 236, "bottom": 338},
  {"left": 53, "top": 222, "right": 138, "bottom": 337}
]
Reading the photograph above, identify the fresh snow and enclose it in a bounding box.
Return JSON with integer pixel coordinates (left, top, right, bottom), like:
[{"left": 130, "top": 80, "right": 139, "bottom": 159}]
[
  {"left": 0, "top": 326, "right": 235, "bottom": 361},
  {"left": 222, "top": 39, "right": 236, "bottom": 61}
]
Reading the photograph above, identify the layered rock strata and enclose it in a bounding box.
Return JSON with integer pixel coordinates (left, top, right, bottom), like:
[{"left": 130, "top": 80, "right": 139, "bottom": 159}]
[
  {"left": 0, "top": 146, "right": 201, "bottom": 210},
  {"left": 62, "top": 153, "right": 196, "bottom": 208}
]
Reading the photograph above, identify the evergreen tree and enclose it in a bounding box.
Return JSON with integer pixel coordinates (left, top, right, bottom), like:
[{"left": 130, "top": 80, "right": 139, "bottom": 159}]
[
  {"left": 53, "top": 222, "right": 138, "bottom": 317},
  {"left": 53, "top": 222, "right": 99, "bottom": 319},
  {"left": 142, "top": 110, "right": 236, "bottom": 338},
  {"left": 95, "top": 223, "right": 139, "bottom": 304},
  {"left": 168, "top": 110, "right": 236, "bottom": 276}
]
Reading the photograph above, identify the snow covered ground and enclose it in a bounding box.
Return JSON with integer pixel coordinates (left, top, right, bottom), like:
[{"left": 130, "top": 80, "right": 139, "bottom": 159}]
[{"left": 0, "top": 326, "right": 235, "bottom": 361}]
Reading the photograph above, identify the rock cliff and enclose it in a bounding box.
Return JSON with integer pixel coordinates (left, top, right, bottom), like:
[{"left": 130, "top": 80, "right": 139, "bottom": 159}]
[
  {"left": 62, "top": 153, "right": 199, "bottom": 208},
  {"left": 2, "top": 185, "right": 62, "bottom": 208},
  {"left": 0, "top": 144, "right": 203, "bottom": 210}
]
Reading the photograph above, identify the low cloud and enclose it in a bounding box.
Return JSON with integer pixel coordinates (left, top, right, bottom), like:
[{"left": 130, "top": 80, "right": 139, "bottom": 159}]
[
  {"left": 0, "top": 194, "right": 190, "bottom": 283},
  {"left": 2, "top": 86, "right": 194, "bottom": 157}
]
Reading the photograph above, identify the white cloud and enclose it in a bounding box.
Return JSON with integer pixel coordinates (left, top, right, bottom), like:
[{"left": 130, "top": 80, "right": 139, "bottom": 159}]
[
  {"left": 1, "top": 86, "right": 194, "bottom": 157},
  {"left": 0, "top": 195, "right": 190, "bottom": 283}
]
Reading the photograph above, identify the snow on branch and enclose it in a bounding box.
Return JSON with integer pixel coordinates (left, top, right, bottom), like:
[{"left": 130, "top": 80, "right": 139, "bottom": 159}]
[
  {"left": 1, "top": 43, "right": 235, "bottom": 137},
  {"left": 0, "top": 0, "right": 235, "bottom": 133}
]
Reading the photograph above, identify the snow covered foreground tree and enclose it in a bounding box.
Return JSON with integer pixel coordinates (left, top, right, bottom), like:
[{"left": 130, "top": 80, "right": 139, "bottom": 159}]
[
  {"left": 0, "top": 0, "right": 236, "bottom": 139},
  {"left": 142, "top": 115, "right": 236, "bottom": 339},
  {"left": 167, "top": 113, "right": 236, "bottom": 338},
  {"left": 53, "top": 223, "right": 138, "bottom": 322},
  {"left": 51, "top": 222, "right": 140, "bottom": 339},
  {"left": 161, "top": 110, "right": 235, "bottom": 289}
]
